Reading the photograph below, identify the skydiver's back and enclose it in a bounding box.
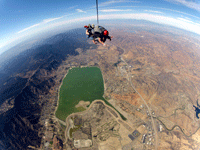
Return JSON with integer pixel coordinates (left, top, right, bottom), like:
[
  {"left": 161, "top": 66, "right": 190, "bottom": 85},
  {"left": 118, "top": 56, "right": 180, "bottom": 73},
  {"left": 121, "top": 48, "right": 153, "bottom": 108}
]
[{"left": 93, "top": 25, "right": 106, "bottom": 38}]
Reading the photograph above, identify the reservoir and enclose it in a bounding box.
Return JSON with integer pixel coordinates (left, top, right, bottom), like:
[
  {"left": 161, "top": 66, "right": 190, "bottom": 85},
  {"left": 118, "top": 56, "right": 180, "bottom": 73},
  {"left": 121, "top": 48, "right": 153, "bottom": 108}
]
[
  {"left": 194, "top": 99, "right": 200, "bottom": 119},
  {"left": 194, "top": 105, "right": 200, "bottom": 119},
  {"left": 55, "top": 67, "right": 105, "bottom": 121}
]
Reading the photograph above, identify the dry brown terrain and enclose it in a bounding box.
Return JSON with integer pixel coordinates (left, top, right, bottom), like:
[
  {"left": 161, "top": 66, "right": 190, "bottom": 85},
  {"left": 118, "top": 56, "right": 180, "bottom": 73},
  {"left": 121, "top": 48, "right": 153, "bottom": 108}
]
[
  {"left": 68, "top": 26, "right": 200, "bottom": 149},
  {"left": 39, "top": 25, "right": 200, "bottom": 149},
  {"left": 108, "top": 26, "right": 200, "bottom": 149}
]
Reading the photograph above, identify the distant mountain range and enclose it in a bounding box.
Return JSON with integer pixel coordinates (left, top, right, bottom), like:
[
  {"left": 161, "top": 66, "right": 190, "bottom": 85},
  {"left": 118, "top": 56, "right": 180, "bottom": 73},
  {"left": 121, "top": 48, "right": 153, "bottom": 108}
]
[{"left": 0, "top": 28, "right": 90, "bottom": 149}]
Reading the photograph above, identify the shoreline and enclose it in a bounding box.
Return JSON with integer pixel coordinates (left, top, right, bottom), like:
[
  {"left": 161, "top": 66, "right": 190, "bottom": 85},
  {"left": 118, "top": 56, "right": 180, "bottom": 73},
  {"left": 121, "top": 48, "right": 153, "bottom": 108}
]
[
  {"left": 64, "top": 100, "right": 119, "bottom": 140},
  {"left": 53, "top": 65, "right": 104, "bottom": 119},
  {"left": 64, "top": 99, "right": 133, "bottom": 143}
]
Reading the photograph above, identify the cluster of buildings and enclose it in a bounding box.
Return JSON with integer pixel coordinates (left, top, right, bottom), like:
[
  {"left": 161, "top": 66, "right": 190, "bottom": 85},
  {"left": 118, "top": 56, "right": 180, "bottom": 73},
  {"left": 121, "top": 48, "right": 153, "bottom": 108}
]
[{"left": 127, "top": 105, "right": 164, "bottom": 147}]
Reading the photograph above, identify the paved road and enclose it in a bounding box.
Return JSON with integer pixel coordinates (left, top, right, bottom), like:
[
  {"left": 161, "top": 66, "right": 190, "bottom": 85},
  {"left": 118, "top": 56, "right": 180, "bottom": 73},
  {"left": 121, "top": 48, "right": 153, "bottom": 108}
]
[{"left": 118, "top": 47, "right": 158, "bottom": 150}]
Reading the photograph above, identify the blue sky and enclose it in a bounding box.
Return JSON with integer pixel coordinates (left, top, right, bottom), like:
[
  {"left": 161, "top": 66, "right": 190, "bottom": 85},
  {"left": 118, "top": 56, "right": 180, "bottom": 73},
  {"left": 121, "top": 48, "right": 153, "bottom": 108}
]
[{"left": 1, "top": 0, "right": 200, "bottom": 54}]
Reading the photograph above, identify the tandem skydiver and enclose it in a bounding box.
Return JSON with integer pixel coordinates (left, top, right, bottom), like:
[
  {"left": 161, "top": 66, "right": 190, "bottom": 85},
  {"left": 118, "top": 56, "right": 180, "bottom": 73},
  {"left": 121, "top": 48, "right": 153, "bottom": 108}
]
[{"left": 84, "top": 24, "right": 113, "bottom": 46}]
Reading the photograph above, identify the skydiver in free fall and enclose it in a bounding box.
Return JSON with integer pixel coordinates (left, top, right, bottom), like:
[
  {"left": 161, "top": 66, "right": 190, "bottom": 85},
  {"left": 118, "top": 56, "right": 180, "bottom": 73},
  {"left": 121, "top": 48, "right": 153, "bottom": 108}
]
[{"left": 84, "top": 24, "right": 113, "bottom": 46}]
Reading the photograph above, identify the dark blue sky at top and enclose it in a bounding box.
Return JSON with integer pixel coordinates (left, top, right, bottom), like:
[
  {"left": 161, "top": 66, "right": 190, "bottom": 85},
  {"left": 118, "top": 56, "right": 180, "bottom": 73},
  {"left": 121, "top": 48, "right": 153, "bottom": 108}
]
[
  {"left": 1, "top": 0, "right": 199, "bottom": 32},
  {"left": 0, "top": 0, "right": 200, "bottom": 54},
  {"left": 1, "top": 0, "right": 86, "bottom": 33}
]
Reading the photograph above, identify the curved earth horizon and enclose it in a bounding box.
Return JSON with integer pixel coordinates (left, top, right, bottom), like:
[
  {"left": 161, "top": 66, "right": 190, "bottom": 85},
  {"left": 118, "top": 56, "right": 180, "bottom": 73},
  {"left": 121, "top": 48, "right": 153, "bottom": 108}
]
[{"left": 0, "top": 1, "right": 200, "bottom": 150}]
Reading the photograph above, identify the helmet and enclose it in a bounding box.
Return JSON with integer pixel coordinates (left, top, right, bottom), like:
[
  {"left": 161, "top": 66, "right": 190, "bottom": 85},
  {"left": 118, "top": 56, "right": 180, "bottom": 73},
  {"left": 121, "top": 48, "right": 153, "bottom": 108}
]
[
  {"left": 103, "top": 30, "right": 109, "bottom": 36},
  {"left": 92, "top": 24, "right": 95, "bottom": 28},
  {"left": 88, "top": 24, "right": 91, "bottom": 28}
]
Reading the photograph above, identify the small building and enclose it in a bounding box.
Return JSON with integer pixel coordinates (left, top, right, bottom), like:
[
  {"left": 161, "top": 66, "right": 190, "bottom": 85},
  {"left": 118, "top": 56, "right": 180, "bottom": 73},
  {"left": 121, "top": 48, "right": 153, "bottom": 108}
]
[
  {"left": 45, "top": 119, "right": 49, "bottom": 126},
  {"left": 159, "top": 125, "right": 163, "bottom": 132},
  {"left": 142, "top": 134, "right": 146, "bottom": 143},
  {"left": 44, "top": 142, "right": 50, "bottom": 147},
  {"left": 74, "top": 139, "right": 92, "bottom": 148}
]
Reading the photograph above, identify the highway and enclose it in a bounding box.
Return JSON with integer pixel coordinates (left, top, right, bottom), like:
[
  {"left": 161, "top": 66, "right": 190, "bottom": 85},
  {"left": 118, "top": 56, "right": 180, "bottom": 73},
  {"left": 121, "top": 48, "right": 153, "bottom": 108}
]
[{"left": 117, "top": 46, "right": 159, "bottom": 150}]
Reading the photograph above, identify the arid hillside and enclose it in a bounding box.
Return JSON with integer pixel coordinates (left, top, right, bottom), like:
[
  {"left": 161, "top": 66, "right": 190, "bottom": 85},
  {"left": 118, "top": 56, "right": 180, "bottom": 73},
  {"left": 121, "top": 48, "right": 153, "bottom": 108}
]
[
  {"left": 1, "top": 24, "right": 200, "bottom": 150},
  {"left": 111, "top": 26, "right": 200, "bottom": 121}
]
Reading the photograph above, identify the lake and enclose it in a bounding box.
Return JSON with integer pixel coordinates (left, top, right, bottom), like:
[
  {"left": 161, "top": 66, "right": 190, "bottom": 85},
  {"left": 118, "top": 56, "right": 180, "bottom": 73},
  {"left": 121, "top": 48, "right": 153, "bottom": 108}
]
[{"left": 55, "top": 67, "right": 104, "bottom": 121}]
